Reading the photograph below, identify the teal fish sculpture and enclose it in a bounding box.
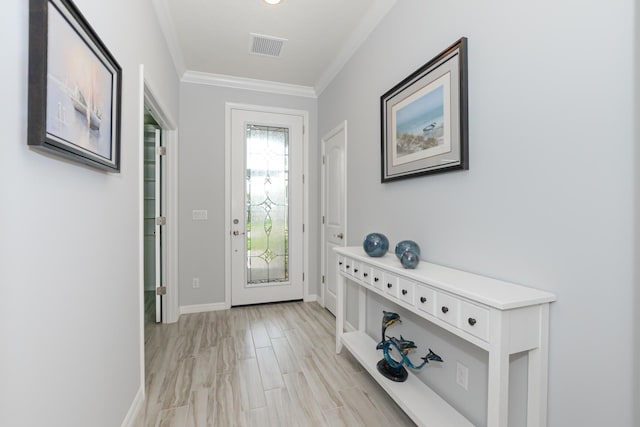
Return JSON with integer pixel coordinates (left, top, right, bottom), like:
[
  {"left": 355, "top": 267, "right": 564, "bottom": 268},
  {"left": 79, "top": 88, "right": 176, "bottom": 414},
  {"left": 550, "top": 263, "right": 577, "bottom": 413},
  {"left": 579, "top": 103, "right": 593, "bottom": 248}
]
[{"left": 376, "top": 311, "right": 443, "bottom": 382}]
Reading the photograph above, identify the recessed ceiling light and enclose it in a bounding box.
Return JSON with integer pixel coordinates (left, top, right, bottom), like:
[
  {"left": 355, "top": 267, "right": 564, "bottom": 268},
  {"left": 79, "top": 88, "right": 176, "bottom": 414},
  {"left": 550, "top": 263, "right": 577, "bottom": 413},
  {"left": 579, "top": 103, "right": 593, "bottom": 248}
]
[{"left": 263, "top": 0, "right": 282, "bottom": 5}]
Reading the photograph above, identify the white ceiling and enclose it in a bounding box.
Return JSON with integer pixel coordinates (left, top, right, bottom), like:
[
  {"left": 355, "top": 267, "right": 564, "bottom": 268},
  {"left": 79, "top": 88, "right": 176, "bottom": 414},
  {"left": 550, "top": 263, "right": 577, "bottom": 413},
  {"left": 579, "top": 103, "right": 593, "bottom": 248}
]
[{"left": 154, "top": 0, "right": 397, "bottom": 95}]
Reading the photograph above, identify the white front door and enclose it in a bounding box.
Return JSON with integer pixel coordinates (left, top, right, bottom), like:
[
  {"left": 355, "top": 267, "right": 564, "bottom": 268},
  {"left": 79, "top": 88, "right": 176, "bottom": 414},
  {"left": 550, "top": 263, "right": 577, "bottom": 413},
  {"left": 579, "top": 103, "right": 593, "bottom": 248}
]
[
  {"left": 230, "top": 108, "right": 304, "bottom": 306},
  {"left": 321, "top": 122, "right": 347, "bottom": 315}
]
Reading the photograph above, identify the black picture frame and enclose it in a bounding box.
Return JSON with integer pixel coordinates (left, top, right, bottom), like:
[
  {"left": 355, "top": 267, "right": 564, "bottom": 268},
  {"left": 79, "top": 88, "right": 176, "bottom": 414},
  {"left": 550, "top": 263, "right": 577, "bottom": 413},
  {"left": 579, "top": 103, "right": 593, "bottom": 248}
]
[
  {"left": 28, "top": 0, "right": 122, "bottom": 171},
  {"left": 381, "top": 37, "right": 468, "bottom": 182}
]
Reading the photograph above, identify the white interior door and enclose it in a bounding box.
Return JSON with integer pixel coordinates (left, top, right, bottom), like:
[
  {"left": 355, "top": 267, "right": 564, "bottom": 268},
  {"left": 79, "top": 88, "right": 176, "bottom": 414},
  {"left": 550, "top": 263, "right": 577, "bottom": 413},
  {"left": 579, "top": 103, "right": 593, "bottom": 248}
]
[
  {"left": 144, "top": 122, "right": 163, "bottom": 323},
  {"left": 230, "top": 109, "right": 304, "bottom": 306},
  {"left": 321, "top": 122, "right": 347, "bottom": 315},
  {"left": 153, "top": 128, "right": 163, "bottom": 323}
]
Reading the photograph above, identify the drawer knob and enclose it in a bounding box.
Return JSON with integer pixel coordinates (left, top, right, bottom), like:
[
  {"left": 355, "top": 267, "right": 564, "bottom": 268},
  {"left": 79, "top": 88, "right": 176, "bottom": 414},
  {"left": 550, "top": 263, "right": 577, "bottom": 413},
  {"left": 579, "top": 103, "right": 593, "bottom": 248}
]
[
  {"left": 441, "top": 306, "right": 449, "bottom": 314},
  {"left": 374, "top": 277, "right": 379, "bottom": 282},
  {"left": 387, "top": 283, "right": 393, "bottom": 288},
  {"left": 354, "top": 268, "right": 359, "bottom": 273},
  {"left": 401, "top": 289, "right": 408, "bottom": 295},
  {"left": 420, "top": 297, "right": 427, "bottom": 303},
  {"left": 339, "top": 262, "right": 343, "bottom": 266},
  {"left": 346, "top": 265, "right": 350, "bottom": 269},
  {"left": 468, "top": 318, "right": 477, "bottom": 326},
  {"left": 363, "top": 273, "right": 369, "bottom": 277}
]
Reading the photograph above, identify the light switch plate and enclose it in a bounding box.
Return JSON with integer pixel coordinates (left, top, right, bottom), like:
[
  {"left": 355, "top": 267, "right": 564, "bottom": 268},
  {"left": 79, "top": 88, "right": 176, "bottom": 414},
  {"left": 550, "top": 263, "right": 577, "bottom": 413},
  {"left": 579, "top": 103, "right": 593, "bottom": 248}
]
[{"left": 192, "top": 210, "right": 208, "bottom": 220}]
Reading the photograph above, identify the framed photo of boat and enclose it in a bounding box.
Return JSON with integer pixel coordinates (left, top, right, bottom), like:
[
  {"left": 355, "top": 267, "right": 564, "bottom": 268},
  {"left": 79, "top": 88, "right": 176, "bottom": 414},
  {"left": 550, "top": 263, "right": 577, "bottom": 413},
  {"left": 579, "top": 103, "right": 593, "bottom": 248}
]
[
  {"left": 381, "top": 38, "right": 468, "bottom": 182},
  {"left": 28, "top": 0, "right": 122, "bottom": 171}
]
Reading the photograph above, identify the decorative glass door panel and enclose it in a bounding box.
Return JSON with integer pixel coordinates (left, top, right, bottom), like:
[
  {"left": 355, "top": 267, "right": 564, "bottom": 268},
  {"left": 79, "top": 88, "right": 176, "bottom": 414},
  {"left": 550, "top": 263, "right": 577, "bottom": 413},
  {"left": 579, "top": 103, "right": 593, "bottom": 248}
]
[
  {"left": 230, "top": 107, "right": 303, "bottom": 306},
  {"left": 246, "top": 124, "right": 289, "bottom": 286}
]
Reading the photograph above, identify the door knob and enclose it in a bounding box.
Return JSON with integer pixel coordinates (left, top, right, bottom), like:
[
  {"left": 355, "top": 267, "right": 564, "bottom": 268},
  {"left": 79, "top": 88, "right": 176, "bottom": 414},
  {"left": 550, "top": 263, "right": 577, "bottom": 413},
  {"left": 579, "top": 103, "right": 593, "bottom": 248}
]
[
  {"left": 233, "top": 230, "right": 245, "bottom": 236},
  {"left": 336, "top": 233, "right": 344, "bottom": 239}
]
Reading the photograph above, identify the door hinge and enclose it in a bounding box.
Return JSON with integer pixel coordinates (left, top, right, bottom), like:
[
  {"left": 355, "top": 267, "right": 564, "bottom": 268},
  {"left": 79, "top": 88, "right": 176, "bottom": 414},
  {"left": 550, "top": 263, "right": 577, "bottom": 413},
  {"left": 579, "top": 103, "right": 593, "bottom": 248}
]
[
  {"left": 302, "top": 224, "right": 305, "bottom": 232},
  {"left": 157, "top": 146, "right": 166, "bottom": 156},
  {"left": 156, "top": 286, "right": 167, "bottom": 296},
  {"left": 302, "top": 273, "right": 305, "bottom": 281},
  {"left": 156, "top": 216, "right": 166, "bottom": 226},
  {"left": 322, "top": 275, "right": 325, "bottom": 284},
  {"left": 322, "top": 216, "right": 325, "bottom": 225},
  {"left": 322, "top": 155, "right": 325, "bottom": 165},
  {"left": 302, "top": 174, "right": 305, "bottom": 184}
]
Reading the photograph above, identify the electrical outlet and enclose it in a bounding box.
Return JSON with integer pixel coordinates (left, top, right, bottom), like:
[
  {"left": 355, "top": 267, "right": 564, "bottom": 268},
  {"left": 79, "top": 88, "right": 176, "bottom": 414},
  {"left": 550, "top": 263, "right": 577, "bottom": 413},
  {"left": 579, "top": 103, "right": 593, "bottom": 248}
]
[
  {"left": 192, "top": 277, "right": 200, "bottom": 288},
  {"left": 456, "top": 361, "right": 469, "bottom": 390}
]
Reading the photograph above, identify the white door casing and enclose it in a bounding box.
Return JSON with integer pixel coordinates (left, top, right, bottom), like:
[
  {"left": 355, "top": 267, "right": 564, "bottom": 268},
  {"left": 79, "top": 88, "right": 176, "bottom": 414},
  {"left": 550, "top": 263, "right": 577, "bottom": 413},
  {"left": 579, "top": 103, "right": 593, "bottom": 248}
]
[
  {"left": 321, "top": 121, "right": 347, "bottom": 315},
  {"left": 229, "top": 107, "right": 305, "bottom": 306},
  {"left": 142, "top": 77, "right": 178, "bottom": 324}
]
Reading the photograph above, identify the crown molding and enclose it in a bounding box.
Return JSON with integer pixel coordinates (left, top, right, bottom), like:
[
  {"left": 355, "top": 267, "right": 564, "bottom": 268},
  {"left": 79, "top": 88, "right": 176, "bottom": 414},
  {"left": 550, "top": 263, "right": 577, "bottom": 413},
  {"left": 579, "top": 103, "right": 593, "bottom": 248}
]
[
  {"left": 314, "top": 0, "right": 398, "bottom": 96},
  {"left": 154, "top": 0, "right": 396, "bottom": 98},
  {"left": 151, "top": 0, "right": 186, "bottom": 78},
  {"left": 182, "top": 71, "right": 317, "bottom": 98}
]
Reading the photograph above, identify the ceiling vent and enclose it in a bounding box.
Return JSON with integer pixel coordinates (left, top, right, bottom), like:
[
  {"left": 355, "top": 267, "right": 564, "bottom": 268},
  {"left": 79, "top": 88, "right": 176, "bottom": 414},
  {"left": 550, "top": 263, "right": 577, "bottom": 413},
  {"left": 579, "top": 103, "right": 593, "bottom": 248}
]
[{"left": 249, "top": 33, "right": 287, "bottom": 58}]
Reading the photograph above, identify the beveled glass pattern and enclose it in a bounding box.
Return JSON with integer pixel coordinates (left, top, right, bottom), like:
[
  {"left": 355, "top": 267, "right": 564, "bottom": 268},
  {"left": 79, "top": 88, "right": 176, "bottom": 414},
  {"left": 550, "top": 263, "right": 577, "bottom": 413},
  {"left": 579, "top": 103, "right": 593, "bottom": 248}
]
[{"left": 246, "top": 124, "right": 289, "bottom": 285}]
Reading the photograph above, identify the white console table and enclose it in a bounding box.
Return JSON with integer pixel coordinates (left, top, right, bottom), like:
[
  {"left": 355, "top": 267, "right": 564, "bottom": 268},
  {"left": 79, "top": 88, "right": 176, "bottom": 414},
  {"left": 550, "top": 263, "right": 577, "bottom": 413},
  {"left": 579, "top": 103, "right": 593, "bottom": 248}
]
[{"left": 334, "top": 246, "right": 556, "bottom": 427}]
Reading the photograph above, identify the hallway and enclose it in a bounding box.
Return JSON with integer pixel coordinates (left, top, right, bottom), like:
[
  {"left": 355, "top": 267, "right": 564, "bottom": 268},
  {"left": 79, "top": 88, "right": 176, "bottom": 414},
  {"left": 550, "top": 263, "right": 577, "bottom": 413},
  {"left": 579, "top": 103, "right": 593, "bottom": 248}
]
[{"left": 135, "top": 301, "right": 415, "bottom": 426}]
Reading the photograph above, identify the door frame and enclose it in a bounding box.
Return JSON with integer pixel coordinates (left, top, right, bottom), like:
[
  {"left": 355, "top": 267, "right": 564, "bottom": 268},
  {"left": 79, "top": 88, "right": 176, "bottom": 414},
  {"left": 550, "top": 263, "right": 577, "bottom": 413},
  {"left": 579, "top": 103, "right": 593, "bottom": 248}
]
[
  {"left": 138, "top": 65, "right": 180, "bottom": 324},
  {"left": 224, "top": 103, "right": 310, "bottom": 308},
  {"left": 320, "top": 121, "right": 348, "bottom": 308}
]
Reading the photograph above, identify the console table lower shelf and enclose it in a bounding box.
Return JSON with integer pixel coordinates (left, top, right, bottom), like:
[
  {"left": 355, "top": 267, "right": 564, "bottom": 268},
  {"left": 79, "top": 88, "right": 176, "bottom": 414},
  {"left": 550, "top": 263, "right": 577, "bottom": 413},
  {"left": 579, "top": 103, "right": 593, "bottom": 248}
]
[{"left": 341, "top": 330, "right": 473, "bottom": 427}]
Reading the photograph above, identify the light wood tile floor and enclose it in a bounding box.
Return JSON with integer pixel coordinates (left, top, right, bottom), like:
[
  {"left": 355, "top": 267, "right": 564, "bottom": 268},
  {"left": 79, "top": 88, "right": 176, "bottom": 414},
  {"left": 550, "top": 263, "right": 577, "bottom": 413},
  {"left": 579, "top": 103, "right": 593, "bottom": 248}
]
[{"left": 133, "top": 301, "right": 416, "bottom": 427}]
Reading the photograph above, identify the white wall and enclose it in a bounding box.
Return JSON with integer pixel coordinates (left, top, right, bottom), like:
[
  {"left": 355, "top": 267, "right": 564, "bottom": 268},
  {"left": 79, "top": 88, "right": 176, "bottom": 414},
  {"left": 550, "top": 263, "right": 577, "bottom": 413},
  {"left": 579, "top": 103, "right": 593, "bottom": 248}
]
[
  {"left": 0, "top": 1, "right": 178, "bottom": 426},
  {"left": 178, "top": 82, "right": 318, "bottom": 307},
  {"left": 319, "top": 0, "right": 636, "bottom": 425},
  {"left": 634, "top": 2, "right": 640, "bottom": 423}
]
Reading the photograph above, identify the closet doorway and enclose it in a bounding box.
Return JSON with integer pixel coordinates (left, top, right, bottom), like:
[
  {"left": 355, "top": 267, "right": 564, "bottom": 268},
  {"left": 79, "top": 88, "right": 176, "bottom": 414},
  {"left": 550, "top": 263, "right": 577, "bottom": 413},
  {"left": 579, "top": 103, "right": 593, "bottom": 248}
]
[
  {"left": 143, "top": 111, "right": 164, "bottom": 323},
  {"left": 140, "top": 68, "right": 179, "bottom": 325}
]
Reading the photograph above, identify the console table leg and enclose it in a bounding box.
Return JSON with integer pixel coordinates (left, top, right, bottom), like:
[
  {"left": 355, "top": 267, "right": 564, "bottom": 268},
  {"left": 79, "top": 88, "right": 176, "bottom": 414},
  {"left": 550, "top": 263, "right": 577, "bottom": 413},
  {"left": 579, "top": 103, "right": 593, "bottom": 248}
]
[
  {"left": 358, "top": 286, "right": 366, "bottom": 332},
  {"left": 527, "top": 304, "right": 550, "bottom": 427},
  {"left": 488, "top": 310, "right": 510, "bottom": 427},
  {"left": 336, "top": 274, "right": 344, "bottom": 353},
  {"left": 487, "top": 349, "right": 510, "bottom": 427}
]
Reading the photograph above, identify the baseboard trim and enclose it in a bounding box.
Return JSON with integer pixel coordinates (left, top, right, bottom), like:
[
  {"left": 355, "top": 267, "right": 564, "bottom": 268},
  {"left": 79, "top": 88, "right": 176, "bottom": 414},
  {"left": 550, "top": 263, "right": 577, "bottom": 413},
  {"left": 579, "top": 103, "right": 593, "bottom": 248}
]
[
  {"left": 304, "top": 294, "right": 318, "bottom": 303},
  {"left": 120, "top": 386, "right": 144, "bottom": 427},
  {"left": 180, "top": 302, "right": 228, "bottom": 314}
]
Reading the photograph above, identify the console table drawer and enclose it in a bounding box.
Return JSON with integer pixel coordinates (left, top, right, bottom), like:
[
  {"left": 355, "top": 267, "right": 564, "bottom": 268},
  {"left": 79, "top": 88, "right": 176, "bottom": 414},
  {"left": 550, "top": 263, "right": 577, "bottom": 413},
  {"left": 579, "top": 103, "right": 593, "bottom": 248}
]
[
  {"left": 415, "top": 284, "right": 436, "bottom": 315},
  {"left": 436, "top": 292, "right": 460, "bottom": 326},
  {"left": 361, "top": 266, "right": 371, "bottom": 283},
  {"left": 370, "top": 267, "right": 384, "bottom": 290},
  {"left": 460, "top": 301, "right": 489, "bottom": 341},
  {"left": 398, "top": 278, "right": 414, "bottom": 305},
  {"left": 352, "top": 261, "right": 363, "bottom": 281},
  {"left": 383, "top": 272, "right": 399, "bottom": 298},
  {"left": 344, "top": 258, "right": 354, "bottom": 275}
]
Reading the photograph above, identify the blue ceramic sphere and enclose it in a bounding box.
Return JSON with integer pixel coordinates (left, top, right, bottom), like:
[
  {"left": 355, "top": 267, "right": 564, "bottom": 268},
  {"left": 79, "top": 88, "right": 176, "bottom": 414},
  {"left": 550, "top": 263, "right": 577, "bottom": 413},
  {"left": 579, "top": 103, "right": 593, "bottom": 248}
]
[
  {"left": 363, "top": 233, "right": 389, "bottom": 257},
  {"left": 400, "top": 250, "right": 420, "bottom": 269},
  {"left": 395, "top": 240, "right": 421, "bottom": 260}
]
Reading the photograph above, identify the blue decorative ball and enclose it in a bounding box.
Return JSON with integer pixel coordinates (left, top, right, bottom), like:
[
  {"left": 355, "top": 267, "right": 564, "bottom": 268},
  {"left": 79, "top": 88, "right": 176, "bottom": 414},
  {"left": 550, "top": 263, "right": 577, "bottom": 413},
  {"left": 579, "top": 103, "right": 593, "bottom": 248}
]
[
  {"left": 395, "top": 240, "right": 421, "bottom": 260},
  {"left": 400, "top": 250, "right": 420, "bottom": 269},
  {"left": 363, "top": 233, "right": 389, "bottom": 257}
]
